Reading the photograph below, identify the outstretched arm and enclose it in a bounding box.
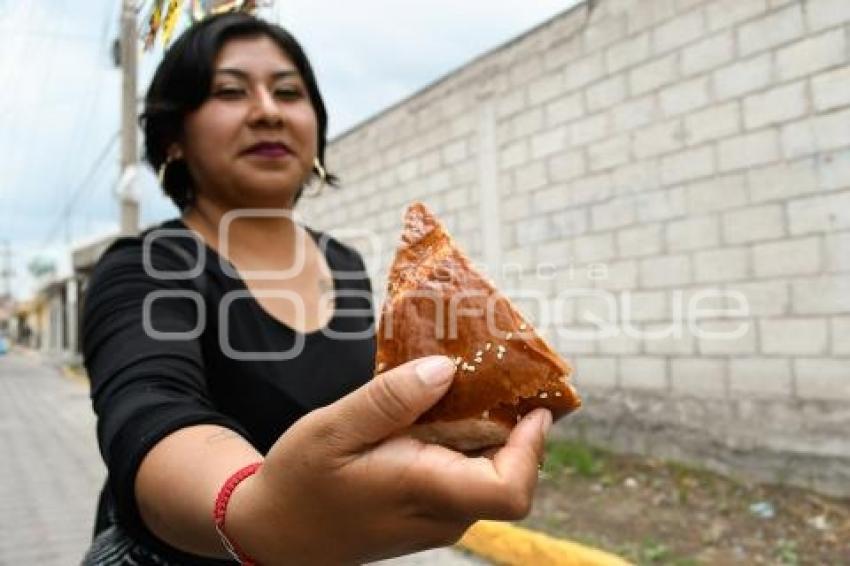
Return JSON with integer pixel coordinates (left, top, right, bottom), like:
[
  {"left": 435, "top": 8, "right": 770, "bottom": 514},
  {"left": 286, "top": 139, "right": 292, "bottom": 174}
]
[{"left": 135, "top": 424, "right": 263, "bottom": 559}]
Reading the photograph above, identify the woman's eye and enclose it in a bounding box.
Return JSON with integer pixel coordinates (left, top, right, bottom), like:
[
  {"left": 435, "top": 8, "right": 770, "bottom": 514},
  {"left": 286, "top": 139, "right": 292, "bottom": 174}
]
[
  {"left": 214, "top": 87, "right": 244, "bottom": 99},
  {"left": 275, "top": 88, "right": 302, "bottom": 100}
]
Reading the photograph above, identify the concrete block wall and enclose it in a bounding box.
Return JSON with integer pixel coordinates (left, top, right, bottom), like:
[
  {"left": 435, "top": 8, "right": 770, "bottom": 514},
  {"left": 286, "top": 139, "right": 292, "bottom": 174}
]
[{"left": 301, "top": 0, "right": 850, "bottom": 496}]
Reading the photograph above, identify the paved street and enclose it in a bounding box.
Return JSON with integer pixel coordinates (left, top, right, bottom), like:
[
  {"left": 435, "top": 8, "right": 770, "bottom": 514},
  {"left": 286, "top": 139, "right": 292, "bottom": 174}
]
[
  {"left": 0, "top": 351, "right": 487, "bottom": 565},
  {"left": 0, "top": 351, "right": 104, "bottom": 564}
]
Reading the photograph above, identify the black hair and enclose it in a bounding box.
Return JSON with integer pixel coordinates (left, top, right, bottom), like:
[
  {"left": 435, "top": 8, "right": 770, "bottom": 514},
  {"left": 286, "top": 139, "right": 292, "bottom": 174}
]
[{"left": 140, "top": 12, "right": 337, "bottom": 210}]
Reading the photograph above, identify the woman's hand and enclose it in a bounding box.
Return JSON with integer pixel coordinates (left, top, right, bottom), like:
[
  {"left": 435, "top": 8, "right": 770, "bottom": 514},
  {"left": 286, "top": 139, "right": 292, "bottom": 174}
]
[{"left": 227, "top": 355, "right": 552, "bottom": 565}]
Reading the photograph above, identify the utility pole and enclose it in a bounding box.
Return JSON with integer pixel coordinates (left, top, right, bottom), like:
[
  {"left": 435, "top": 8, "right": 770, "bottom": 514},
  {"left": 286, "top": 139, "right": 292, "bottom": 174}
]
[
  {"left": 0, "top": 241, "right": 13, "bottom": 298},
  {"left": 119, "top": 0, "right": 140, "bottom": 235}
]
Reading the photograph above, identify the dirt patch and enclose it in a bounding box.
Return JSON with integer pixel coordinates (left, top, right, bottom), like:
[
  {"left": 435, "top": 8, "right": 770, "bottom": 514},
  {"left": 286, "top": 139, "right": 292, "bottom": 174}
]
[{"left": 520, "top": 440, "right": 850, "bottom": 565}]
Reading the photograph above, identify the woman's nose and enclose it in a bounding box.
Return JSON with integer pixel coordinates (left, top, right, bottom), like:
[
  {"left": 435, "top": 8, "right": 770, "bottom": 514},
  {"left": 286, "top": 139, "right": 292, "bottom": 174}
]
[{"left": 248, "top": 87, "right": 283, "bottom": 125}]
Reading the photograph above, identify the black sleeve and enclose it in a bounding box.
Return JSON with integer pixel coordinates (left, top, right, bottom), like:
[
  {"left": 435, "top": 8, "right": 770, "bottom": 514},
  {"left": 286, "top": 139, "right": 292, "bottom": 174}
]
[{"left": 81, "top": 237, "right": 249, "bottom": 541}]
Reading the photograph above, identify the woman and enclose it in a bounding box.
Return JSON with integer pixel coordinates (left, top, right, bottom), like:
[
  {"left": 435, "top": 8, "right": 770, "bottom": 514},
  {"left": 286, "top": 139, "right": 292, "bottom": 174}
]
[{"left": 82, "top": 12, "right": 551, "bottom": 565}]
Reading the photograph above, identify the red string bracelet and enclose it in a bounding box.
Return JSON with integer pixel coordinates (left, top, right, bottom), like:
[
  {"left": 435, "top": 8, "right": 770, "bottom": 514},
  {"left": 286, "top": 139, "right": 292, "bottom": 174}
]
[{"left": 214, "top": 462, "right": 263, "bottom": 565}]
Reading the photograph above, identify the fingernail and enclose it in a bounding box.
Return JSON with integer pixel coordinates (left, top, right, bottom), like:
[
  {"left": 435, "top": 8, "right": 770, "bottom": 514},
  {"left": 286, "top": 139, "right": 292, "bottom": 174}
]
[
  {"left": 539, "top": 410, "right": 553, "bottom": 436},
  {"left": 415, "top": 356, "right": 455, "bottom": 386}
]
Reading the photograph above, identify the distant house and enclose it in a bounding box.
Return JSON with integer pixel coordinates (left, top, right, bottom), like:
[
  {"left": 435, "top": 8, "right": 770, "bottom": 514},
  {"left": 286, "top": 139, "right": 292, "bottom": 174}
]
[
  {"left": 14, "top": 277, "right": 80, "bottom": 361},
  {"left": 5, "top": 233, "right": 122, "bottom": 360},
  {"left": 12, "top": 295, "right": 47, "bottom": 350},
  {"left": 0, "top": 295, "right": 14, "bottom": 337}
]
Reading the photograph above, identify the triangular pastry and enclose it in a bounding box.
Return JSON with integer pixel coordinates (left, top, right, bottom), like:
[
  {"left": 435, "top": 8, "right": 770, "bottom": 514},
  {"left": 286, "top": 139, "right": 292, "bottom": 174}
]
[{"left": 376, "top": 202, "right": 581, "bottom": 451}]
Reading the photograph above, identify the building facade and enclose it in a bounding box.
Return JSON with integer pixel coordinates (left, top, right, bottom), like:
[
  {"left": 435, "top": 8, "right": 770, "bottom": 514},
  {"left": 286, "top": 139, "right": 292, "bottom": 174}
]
[{"left": 301, "top": 0, "right": 850, "bottom": 495}]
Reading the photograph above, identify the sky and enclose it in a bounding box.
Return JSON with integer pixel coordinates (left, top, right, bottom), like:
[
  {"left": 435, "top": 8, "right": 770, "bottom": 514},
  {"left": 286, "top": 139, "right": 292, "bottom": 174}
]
[{"left": 0, "top": 0, "right": 580, "bottom": 299}]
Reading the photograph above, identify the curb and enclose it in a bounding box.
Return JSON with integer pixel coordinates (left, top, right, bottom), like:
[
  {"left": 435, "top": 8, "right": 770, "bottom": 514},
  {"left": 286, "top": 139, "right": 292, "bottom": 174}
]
[
  {"left": 62, "top": 365, "right": 90, "bottom": 388},
  {"left": 458, "top": 521, "right": 632, "bottom": 566}
]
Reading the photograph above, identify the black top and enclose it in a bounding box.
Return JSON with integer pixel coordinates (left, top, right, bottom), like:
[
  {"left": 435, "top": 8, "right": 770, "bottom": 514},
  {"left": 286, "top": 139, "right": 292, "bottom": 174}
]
[{"left": 82, "top": 218, "right": 376, "bottom": 563}]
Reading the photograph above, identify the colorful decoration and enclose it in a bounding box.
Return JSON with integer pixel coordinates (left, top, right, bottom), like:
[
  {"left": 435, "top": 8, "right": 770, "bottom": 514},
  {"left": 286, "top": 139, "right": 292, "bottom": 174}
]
[
  {"left": 143, "top": 0, "right": 165, "bottom": 49},
  {"left": 160, "top": 0, "right": 184, "bottom": 47},
  {"left": 142, "top": 0, "right": 267, "bottom": 50}
]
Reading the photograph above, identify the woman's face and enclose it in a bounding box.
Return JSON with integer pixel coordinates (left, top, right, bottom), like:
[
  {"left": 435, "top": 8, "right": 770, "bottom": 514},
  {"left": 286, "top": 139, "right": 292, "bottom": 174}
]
[{"left": 180, "top": 35, "right": 318, "bottom": 209}]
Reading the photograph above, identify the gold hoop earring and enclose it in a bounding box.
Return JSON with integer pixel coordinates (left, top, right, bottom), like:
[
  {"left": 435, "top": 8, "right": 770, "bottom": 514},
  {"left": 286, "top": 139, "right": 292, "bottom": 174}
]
[
  {"left": 158, "top": 155, "right": 177, "bottom": 186},
  {"left": 305, "top": 157, "right": 327, "bottom": 197},
  {"left": 313, "top": 157, "right": 327, "bottom": 185}
]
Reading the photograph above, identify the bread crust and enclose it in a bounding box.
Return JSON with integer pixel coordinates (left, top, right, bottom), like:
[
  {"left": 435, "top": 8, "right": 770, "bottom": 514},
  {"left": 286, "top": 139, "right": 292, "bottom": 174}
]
[{"left": 376, "top": 203, "right": 581, "bottom": 450}]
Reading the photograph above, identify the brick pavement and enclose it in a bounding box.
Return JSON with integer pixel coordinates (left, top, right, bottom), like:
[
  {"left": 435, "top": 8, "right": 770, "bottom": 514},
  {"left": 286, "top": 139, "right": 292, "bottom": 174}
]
[{"left": 0, "top": 351, "right": 487, "bottom": 566}]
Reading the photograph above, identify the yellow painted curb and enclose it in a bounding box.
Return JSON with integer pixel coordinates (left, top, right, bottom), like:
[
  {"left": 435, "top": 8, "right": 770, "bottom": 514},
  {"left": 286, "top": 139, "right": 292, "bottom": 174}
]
[
  {"left": 63, "top": 365, "right": 89, "bottom": 388},
  {"left": 458, "top": 521, "right": 632, "bottom": 566}
]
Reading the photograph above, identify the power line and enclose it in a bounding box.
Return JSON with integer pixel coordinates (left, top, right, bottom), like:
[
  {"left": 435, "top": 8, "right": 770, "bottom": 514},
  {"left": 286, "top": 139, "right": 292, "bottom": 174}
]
[
  {"left": 40, "top": 130, "right": 120, "bottom": 250},
  {"left": 100, "top": 0, "right": 120, "bottom": 61},
  {"left": 47, "top": 1, "right": 117, "bottom": 244},
  {"left": 0, "top": 0, "right": 42, "bottom": 242},
  {"left": 0, "top": 29, "right": 105, "bottom": 41},
  {"left": 0, "top": 1, "right": 42, "bottom": 143}
]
